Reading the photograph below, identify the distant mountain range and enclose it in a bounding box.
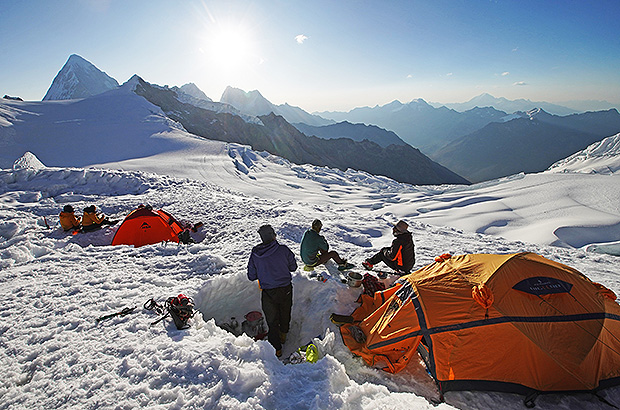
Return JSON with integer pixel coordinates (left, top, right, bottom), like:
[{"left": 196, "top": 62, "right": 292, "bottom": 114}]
[
  {"left": 432, "top": 108, "right": 620, "bottom": 182},
  {"left": 220, "top": 86, "right": 333, "bottom": 127},
  {"left": 31, "top": 55, "right": 468, "bottom": 185},
  {"left": 292, "top": 121, "right": 406, "bottom": 148},
  {"left": 133, "top": 77, "right": 468, "bottom": 185},
  {"left": 431, "top": 93, "right": 617, "bottom": 115},
  {"left": 30, "top": 54, "right": 620, "bottom": 185},
  {"left": 317, "top": 99, "right": 509, "bottom": 152},
  {"left": 431, "top": 93, "right": 577, "bottom": 116}
]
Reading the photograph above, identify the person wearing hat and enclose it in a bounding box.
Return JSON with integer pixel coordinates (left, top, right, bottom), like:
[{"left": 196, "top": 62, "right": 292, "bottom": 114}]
[
  {"left": 300, "top": 219, "right": 354, "bottom": 271},
  {"left": 59, "top": 205, "right": 81, "bottom": 231},
  {"left": 81, "top": 205, "right": 117, "bottom": 232},
  {"left": 247, "top": 224, "right": 297, "bottom": 357},
  {"left": 362, "top": 220, "right": 415, "bottom": 275}
]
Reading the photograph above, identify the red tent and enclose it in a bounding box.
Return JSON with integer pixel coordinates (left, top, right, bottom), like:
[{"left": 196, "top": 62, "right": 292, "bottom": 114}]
[{"left": 111, "top": 207, "right": 184, "bottom": 247}]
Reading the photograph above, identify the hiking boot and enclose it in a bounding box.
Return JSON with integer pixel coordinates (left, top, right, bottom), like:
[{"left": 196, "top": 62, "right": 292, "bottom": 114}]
[
  {"left": 279, "top": 332, "right": 287, "bottom": 344},
  {"left": 303, "top": 264, "right": 315, "bottom": 272},
  {"left": 276, "top": 349, "right": 282, "bottom": 358},
  {"left": 362, "top": 261, "right": 373, "bottom": 270},
  {"left": 338, "top": 260, "right": 354, "bottom": 271}
]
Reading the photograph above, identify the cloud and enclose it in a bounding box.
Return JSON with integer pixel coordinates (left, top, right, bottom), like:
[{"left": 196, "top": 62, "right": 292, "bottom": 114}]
[
  {"left": 446, "top": 72, "right": 453, "bottom": 77},
  {"left": 512, "top": 47, "right": 519, "bottom": 52},
  {"left": 513, "top": 81, "right": 527, "bottom": 86},
  {"left": 502, "top": 72, "right": 510, "bottom": 76},
  {"left": 295, "top": 34, "right": 308, "bottom": 44},
  {"left": 407, "top": 74, "right": 413, "bottom": 79}
]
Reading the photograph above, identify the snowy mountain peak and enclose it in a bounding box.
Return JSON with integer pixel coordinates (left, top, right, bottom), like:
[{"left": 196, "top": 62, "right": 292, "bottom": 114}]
[
  {"left": 13, "top": 152, "right": 46, "bottom": 170},
  {"left": 119, "top": 75, "right": 144, "bottom": 93},
  {"left": 43, "top": 54, "right": 119, "bottom": 101},
  {"left": 179, "top": 83, "right": 212, "bottom": 102},
  {"left": 220, "top": 86, "right": 274, "bottom": 116}
]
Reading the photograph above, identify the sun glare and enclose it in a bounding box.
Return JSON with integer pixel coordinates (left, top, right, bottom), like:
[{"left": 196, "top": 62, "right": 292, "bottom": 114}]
[{"left": 206, "top": 25, "right": 255, "bottom": 69}]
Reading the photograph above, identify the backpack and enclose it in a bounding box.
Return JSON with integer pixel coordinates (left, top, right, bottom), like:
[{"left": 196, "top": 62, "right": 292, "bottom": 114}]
[{"left": 166, "top": 294, "right": 195, "bottom": 329}]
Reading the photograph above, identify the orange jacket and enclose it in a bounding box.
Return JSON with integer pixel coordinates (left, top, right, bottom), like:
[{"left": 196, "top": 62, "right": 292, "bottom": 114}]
[
  {"left": 82, "top": 211, "right": 104, "bottom": 227},
  {"left": 59, "top": 211, "right": 81, "bottom": 231}
]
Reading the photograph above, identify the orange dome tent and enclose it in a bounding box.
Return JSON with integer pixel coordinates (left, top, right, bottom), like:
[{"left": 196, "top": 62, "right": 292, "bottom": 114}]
[
  {"left": 340, "top": 252, "right": 620, "bottom": 399},
  {"left": 111, "top": 206, "right": 184, "bottom": 247}
]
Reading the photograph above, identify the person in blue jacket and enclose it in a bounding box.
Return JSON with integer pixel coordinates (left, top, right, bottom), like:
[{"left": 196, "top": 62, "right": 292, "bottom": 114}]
[
  {"left": 300, "top": 219, "right": 353, "bottom": 271},
  {"left": 247, "top": 224, "right": 297, "bottom": 357}
]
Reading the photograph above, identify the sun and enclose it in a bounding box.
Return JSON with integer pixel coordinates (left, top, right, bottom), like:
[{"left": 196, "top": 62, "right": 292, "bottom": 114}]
[{"left": 206, "top": 24, "right": 255, "bottom": 69}]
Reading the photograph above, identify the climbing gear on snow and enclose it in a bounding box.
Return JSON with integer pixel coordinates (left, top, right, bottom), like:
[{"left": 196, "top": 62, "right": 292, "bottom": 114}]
[
  {"left": 144, "top": 294, "right": 195, "bottom": 330},
  {"left": 96, "top": 306, "right": 137, "bottom": 323}
]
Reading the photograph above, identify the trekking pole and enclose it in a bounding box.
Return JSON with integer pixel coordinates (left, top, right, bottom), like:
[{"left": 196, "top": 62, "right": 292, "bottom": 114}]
[{"left": 96, "top": 306, "right": 137, "bottom": 323}]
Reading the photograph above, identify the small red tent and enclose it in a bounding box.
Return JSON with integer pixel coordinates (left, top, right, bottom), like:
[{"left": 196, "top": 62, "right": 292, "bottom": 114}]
[{"left": 111, "top": 207, "right": 184, "bottom": 247}]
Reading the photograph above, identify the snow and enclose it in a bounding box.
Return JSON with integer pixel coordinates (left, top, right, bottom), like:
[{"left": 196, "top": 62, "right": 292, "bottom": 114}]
[
  {"left": 548, "top": 133, "right": 620, "bottom": 175},
  {"left": 1, "top": 89, "right": 620, "bottom": 409}
]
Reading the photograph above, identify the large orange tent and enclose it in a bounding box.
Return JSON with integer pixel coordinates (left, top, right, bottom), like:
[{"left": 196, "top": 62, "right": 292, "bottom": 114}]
[
  {"left": 111, "top": 206, "right": 184, "bottom": 247},
  {"left": 340, "top": 252, "right": 620, "bottom": 398}
]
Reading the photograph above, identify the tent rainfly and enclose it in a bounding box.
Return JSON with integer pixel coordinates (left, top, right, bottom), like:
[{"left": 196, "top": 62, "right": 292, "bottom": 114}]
[
  {"left": 340, "top": 253, "right": 620, "bottom": 402},
  {"left": 111, "top": 206, "right": 184, "bottom": 248}
]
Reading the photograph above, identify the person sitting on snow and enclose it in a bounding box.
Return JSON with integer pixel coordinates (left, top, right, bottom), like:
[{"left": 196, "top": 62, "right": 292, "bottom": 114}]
[
  {"left": 81, "top": 205, "right": 117, "bottom": 232},
  {"left": 362, "top": 220, "right": 415, "bottom": 275},
  {"left": 300, "top": 219, "right": 354, "bottom": 271},
  {"left": 247, "top": 224, "right": 297, "bottom": 357},
  {"left": 59, "top": 205, "right": 81, "bottom": 231}
]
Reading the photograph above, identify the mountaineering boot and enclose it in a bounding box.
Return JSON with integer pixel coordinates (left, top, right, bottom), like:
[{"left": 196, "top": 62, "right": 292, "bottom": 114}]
[
  {"left": 337, "top": 260, "right": 354, "bottom": 271},
  {"left": 280, "top": 332, "right": 287, "bottom": 344},
  {"left": 362, "top": 260, "right": 373, "bottom": 270},
  {"left": 276, "top": 349, "right": 282, "bottom": 358},
  {"left": 303, "top": 264, "right": 315, "bottom": 272}
]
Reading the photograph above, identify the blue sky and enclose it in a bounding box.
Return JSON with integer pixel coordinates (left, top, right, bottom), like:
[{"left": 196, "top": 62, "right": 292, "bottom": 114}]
[{"left": 1, "top": 0, "right": 619, "bottom": 111}]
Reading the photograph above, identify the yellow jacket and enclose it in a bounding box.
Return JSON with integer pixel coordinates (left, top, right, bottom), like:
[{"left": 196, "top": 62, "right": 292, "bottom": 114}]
[
  {"left": 59, "top": 212, "right": 81, "bottom": 231},
  {"left": 82, "top": 211, "right": 104, "bottom": 227}
]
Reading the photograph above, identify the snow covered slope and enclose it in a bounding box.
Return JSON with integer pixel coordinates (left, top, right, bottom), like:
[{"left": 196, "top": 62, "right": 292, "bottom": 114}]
[
  {"left": 2, "top": 81, "right": 620, "bottom": 409},
  {"left": 43, "top": 54, "right": 119, "bottom": 101},
  {"left": 2, "top": 86, "right": 620, "bottom": 252},
  {"left": 1, "top": 160, "right": 619, "bottom": 409},
  {"left": 547, "top": 132, "right": 620, "bottom": 175}
]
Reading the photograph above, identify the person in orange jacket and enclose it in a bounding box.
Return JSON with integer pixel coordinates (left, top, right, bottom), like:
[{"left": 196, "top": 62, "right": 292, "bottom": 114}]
[
  {"left": 82, "top": 205, "right": 117, "bottom": 232},
  {"left": 59, "top": 205, "right": 81, "bottom": 231}
]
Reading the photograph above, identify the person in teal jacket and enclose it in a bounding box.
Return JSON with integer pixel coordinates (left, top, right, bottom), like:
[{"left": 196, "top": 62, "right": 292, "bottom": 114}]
[{"left": 300, "top": 219, "right": 353, "bottom": 271}]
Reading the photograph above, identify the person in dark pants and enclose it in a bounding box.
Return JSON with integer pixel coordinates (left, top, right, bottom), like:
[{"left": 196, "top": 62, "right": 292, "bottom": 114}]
[
  {"left": 300, "top": 219, "right": 353, "bottom": 271},
  {"left": 247, "top": 224, "right": 297, "bottom": 357},
  {"left": 362, "top": 220, "right": 415, "bottom": 275}
]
